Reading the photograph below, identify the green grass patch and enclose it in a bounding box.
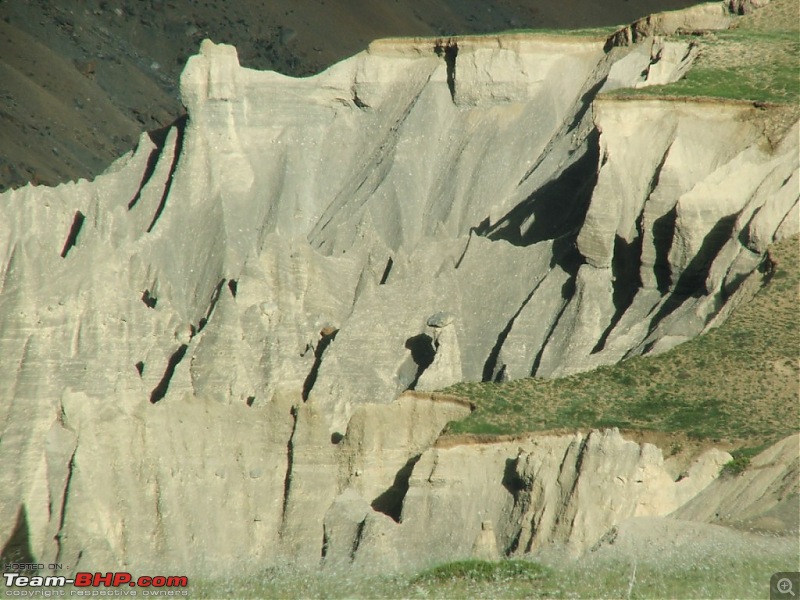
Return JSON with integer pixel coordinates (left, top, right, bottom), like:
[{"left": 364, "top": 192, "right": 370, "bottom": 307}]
[
  {"left": 413, "top": 558, "right": 550, "bottom": 584},
  {"left": 189, "top": 544, "right": 799, "bottom": 598},
  {"left": 492, "top": 26, "right": 620, "bottom": 38},
  {"left": 606, "top": 0, "right": 800, "bottom": 103},
  {"left": 721, "top": 443, "right": 772, "bottom": 476},
  {"left": 442, "top": 235, "right": 800, "bottom": 449}
]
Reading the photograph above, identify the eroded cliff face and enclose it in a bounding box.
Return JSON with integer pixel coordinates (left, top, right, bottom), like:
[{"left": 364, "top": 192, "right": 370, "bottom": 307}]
[{"left": 0, "top": 22, "right": 797, "bottom": 576}]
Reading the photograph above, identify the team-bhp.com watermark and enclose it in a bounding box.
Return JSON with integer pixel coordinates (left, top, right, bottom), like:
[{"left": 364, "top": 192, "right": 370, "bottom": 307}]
[{"left": 3, "top": 567, "right": 189, "bottom": 597}]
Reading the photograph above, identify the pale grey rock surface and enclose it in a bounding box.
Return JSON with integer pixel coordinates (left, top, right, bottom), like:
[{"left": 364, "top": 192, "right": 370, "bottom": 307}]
[
  {"left": 672, "top": 434, "right": 800, "bottom": 533},
  {"left": 0, "top": 8, "right": 797, "bottom": 576}
]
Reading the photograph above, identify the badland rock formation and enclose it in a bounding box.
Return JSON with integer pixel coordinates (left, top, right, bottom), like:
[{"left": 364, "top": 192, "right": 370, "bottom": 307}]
[{"left": 0, "top": 1, "right": 797, "bottom": 577}]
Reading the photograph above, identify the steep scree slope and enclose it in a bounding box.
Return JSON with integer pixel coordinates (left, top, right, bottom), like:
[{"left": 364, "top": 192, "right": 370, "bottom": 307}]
[{"left": 0, "top": 21, "right": 797, "bottom": 575}]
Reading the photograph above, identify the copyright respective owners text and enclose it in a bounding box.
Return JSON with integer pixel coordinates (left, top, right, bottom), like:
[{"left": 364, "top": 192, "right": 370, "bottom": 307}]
[
  {"left": 2, "top": 566, "right": 190, "bottom": 597},
  {"left": 772, "top": 572, "right": 800, "bottom": 600}
]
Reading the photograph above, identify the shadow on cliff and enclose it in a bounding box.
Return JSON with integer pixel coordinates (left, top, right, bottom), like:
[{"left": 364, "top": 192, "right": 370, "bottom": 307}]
[
  {"left": 0, "top": 507, "right": 36, "bottom": 571},
  {"left": 486, "top": 129, "right": 600, "bottom": 248}
]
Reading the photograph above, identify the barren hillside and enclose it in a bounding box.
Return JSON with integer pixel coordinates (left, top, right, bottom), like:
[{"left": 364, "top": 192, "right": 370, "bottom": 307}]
[
  {"left": 0, "top": 0, "right": 710, "bottom": 191},
  {"left": 0, "top": 1, "right": 797, "bottom": 597}
]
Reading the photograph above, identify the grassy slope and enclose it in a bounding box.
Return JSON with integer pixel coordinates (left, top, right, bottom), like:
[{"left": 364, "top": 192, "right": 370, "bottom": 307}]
[
  {"left": 441, "top": 1, "right": 799, "bottom": 450},
  {"left": 443, "top": 235, "right": 799, "bottom": 450},
  {"left": 191, "top": 544, "right": 797, "bottom": 598},
  {"left": 609, "top": 0, "right": 800, "bottom": 105}
]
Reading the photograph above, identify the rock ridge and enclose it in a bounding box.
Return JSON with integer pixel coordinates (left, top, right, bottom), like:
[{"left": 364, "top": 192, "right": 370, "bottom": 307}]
[{"left": 0, "top": 4, "right": 797, "bottom": 575}]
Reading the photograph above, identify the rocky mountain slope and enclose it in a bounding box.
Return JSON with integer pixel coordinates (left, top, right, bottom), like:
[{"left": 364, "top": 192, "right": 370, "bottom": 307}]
[
  {"left": 0, "top": 0, "right": 712, "bottom": 192},
  {"left": 0, "top": 0, "right": 797, "bottom": 580}
]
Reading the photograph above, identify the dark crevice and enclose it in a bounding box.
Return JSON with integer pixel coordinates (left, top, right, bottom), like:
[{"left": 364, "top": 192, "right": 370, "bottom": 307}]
[
  {"left": 636, "top": 139, "right": 675, "bottom": 294},
  {"left": 128, "top": 122, "right": 173, "bottom": 210},
  {"left": 135, "top": 361, "right": 144, "bottom": 376},
  {"left": 556, "top": 437, "right": 589, "bottom": 538},
  {"left": 1, "top": 507, "right": 36, "bottom": 572},
  {"left": 280, "top": 406, "right": 299, "bottom": 532},
  {"left": 759, "top": 250, "right": 777, "bottom": 282},
  {"left": 738, "top": 204, "right": 763, "bottom": 249},
  {"left": 127, "top": 148, "right": 159, "bottom": 210},
  {"left": 592, "top": 222, "right": 644, "bottom": 354},
  {"left": 142, "top": 289, "right": 157, "bottom": 308},
  {"left": 455, "top": 218, "right": 491, "bottom": 269},
  {"left": 501, "top": 457, "right": 526, "bottom": 498},
  {"left": 228, "top": 279, "right": 238, "bottom": 298},
  {"left": 506, "top": 530, "right": 522, "bottom": 557},
  {"left": 720, "top": 271, "right": 750, "bottom": 302},
  {"left": 530, "top": 273, "right": 578, "bottom": 377},
  {"left": 302, "top": 328, "right": 339, "bottom": 401},
  {"left": 502, "top": 459, "right": 526, "bottom": 555},
  {"left": 517, "top": 51, "right": 612, "bottom": 189},
  {"left": 350, "top": 519, "right": 367, "bottom": 561},
  {"left": 246, "top": 395, "right": 255, "bottom": 407},
  {"left": 404, "top": 334, "right": 436, "bottom": 390},
  {"left": 551, "top": 233, "right": 585, "bottom": 278},
  {"left": 371, "top": 454, "right": 422, "bottom": 522},
  {"left": 653, "top": 205, "right": 678, "bottom": 294},
  {"left": 146, "top": 114, "right": 188, "bottom": 233},
  {"left": 149, "top": 344, "right": 188, "bottom": 404},
  {"left": 640, "top": 339, "right": 658, "bottom": 355},
  {"left": 473, "top": 216, "right": 492, "bottom": 237},
  {"left": 482, "top": 277, "right": 546, "bottom": 382},
  {"left": 434, "top": 39, "right": 458, "bottom": 101},
  {"left": 487, "top": 129, "right": 600, "bottom": 247},
  {"left": 321, "top": 529, "right": 329, "bottom": 559},
  {"left": 352, "top": 90, "right": 369, "bottom": 109},
  {"left": 641, "top": 46, "right": 664, "bottom": 82},
  {"left": 197, "top": 279, "right": 226, "bottom": 333},
  {"left": 647, "top": 213, "right": 739, "bottom": 335},
  {"left": 527, "top": 235, "right": 584, "bottom": 376},
  {"left": 709, "top": 249, "right": 774, "bottom": 326},
  {"left": 54, "top": 448, "right": 77, "bottom": 565},
  {"left": 566, "top": 78, "right": 607, "bottom": 132},
  {"left": 379, "top": 257, "right": 394, "bottom": 285},
  {"left": 60, "top": 211, "right": 85, "bottom": 258}
]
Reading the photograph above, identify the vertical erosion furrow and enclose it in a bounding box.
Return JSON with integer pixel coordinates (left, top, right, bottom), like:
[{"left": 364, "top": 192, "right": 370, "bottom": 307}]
[
  {"left": 302, "top": 329, "right": 338, "bottom": 401},
  {"left": 648, "top": 213, "right": 739, "bottom": 334},
  {"left": 350, "top": 519, "right": 366, "bottom": 561},
  {"left": 60, "top": 211, "right": 85, "bottom": 258},
  {"left": 149, "top": 344, "right": 188, "bottom": 404},
  {"left": 653, "top": 205, "right": 678, "bottom": 294},
  {"left": 128, "top": 123, "right": 175, "bottom": 210},
  {"left": 310, "top": 68, "right": 436, "bottom": 245},
  {"left": 482, "top": 274, "right": 549, "bottom": 382},
  {"left": 279, "top": 406, "right": 298, "bottom": 535},
  {"left": 197, "top": 279, "right": 226, "bottom": 332},
  {"left": 530, "top": 273, "right": 577, "bottom": 377},
  {"left": 592, "top": 214, "right": 645, "bottom": 354},
  {"left": 146, "top": 115, "right": 187, "bottom": 233},
  {"left": 54, "top": 448, "right": 77, "bottom": 563}
]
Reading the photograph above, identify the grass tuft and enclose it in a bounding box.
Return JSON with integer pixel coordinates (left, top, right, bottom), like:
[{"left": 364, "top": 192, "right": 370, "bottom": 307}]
[{"left": 413, "top": 559, "right": 550, "bottom": 584}]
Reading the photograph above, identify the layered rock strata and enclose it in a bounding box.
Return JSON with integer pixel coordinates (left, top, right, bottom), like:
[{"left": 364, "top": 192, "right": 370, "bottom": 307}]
[{"left": 0, "top": 15, "right": 797, "bottom": 575}]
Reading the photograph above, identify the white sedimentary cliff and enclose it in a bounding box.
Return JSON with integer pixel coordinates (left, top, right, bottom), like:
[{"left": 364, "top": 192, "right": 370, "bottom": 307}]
[{"left": 0, "top": 13, "right": 797, "bottom": 576}]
